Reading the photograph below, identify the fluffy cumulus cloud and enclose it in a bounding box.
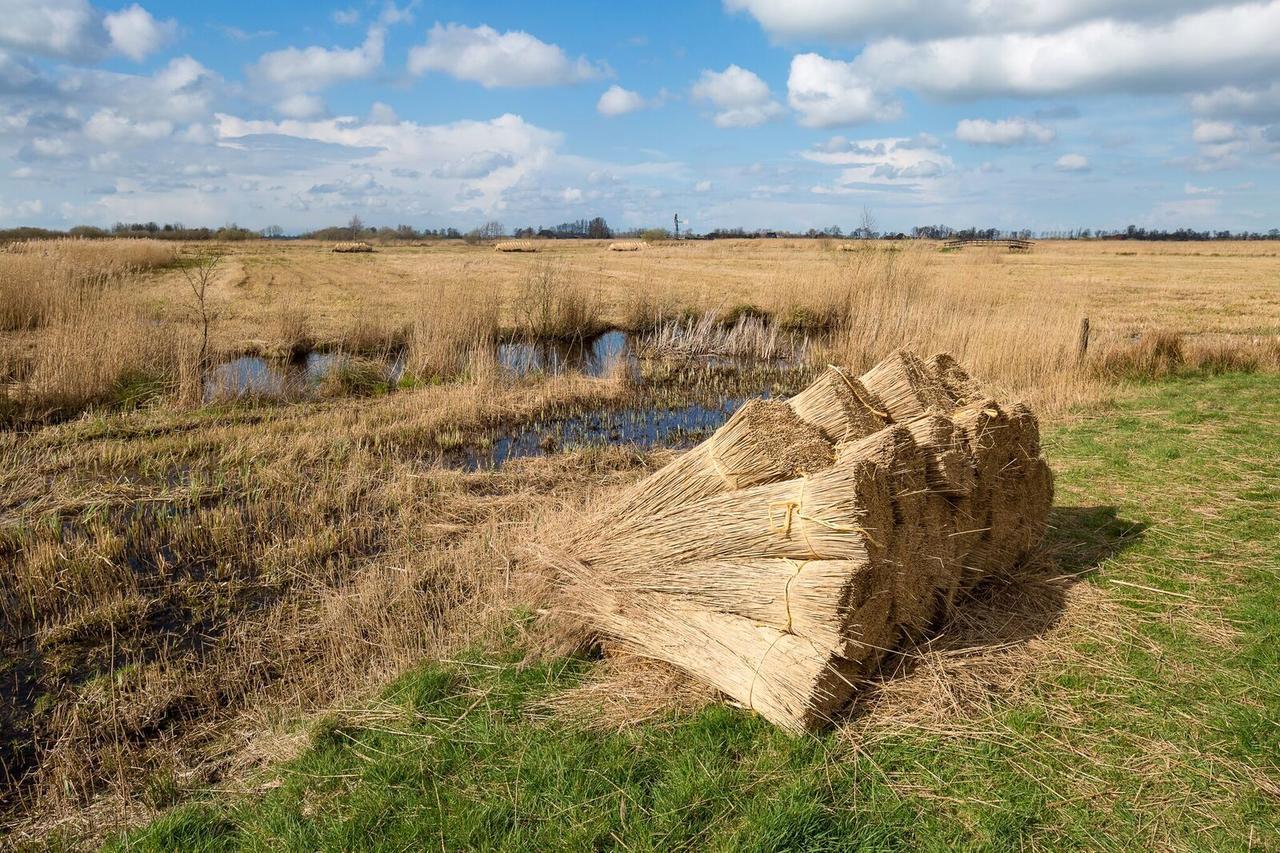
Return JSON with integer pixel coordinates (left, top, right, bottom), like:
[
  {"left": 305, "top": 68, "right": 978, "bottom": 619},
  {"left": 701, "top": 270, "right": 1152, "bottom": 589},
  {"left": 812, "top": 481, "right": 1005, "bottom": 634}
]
[
  {"left": 1055, "top": 153, "right": 1090, "bottom": 171},
  {"left": 0, "top": 0, "right": 175, "bottom": 61},
  {"left": 250, "top": 27, "right": 385, "bottom": 94},
  {"left": 743, "top": 0, "right": 1280, "bottom": 167},
  {"left": 1192, "top": 120, "right": 1240, "bottom": 144},
  {"left": 691, "top": 65, "right": 785, "bottom": 127},
  {"left": 725, "top": 0, "right": 1249, "bottom": 42},
  {"left": 597, "top": 85, "right": 648, "bottom": 117},
  {"left": 787, "top": 54, "right": 899, "bottom": 127},
  {"left": 408, "top": 23, "right": 605, "bottom": 87},
  {"left": 955, "top": 117, "right": 1055, "bottom": 146},
  {"left": 103, "top": 4, "right": 177, "bottom": 61}
]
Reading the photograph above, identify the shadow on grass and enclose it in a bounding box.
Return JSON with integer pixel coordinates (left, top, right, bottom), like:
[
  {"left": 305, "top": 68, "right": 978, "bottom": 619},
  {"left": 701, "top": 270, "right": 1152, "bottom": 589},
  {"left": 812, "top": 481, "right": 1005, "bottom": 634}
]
[{"left": 845, "top": 505, "right": 1148, "bottom": 719}]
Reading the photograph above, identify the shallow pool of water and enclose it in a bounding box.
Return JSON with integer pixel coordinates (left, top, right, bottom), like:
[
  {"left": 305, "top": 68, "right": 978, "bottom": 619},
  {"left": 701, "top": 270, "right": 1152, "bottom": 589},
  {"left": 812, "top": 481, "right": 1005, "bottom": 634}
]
[
  {"left": 497, "top": 330, "right": 632, "bottom": 378},
  {"left": 204, "top": 352, "right": 405, "bottom": 401},
  {"left": 454, "top": 397, "right": 755, "bottom": 470}
]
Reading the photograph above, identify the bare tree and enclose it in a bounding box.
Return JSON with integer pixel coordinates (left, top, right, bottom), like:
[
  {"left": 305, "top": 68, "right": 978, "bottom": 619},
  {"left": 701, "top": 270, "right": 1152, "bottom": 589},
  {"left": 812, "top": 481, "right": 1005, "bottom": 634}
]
[
  {"left": 182, "top": 253, "right": 222, "bottom": 374},
  {"left": 858, "top": 206, "right": 878, "bottom": 240},
  {"left": 347, "top": 214, "right": 364, "bottom": 239}
]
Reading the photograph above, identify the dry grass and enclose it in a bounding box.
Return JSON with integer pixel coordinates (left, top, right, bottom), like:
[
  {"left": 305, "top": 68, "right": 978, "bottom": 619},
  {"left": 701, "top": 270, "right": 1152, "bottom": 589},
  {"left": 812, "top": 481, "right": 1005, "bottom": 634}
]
[
  {"left": 511, "top": 258, "right": 601, "bottom": 341},
  {"left": 0, "top": 375, "right": 638, "bottom": 838},
  {"left": 405, "top": 283, "right": 500, "bottom": 383}
]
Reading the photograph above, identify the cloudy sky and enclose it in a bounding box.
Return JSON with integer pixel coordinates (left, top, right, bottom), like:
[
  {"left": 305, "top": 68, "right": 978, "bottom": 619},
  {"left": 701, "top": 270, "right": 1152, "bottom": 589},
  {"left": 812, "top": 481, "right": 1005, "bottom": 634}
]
[{"left": 2, "top": 0, "right": 1279, "bottom": 233}]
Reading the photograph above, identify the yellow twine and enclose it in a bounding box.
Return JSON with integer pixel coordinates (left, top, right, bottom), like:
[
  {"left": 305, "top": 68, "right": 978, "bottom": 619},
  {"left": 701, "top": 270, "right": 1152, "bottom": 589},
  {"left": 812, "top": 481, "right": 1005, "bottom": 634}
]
[
  {"left": 706, "top": 443, "right": 740, "bottom": 489},
  {"left": 746, "top": 560, "right": 806, "bottom": 713},
  {"left": 781, "top": 559, "right": 806, "bottom": 634},
  {"left": 830, "top": 364, "right": 890, "bottom": 420}
]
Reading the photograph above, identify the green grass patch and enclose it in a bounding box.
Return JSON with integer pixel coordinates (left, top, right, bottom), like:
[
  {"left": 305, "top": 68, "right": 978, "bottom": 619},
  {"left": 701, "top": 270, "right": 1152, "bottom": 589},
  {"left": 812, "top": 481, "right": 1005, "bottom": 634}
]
[{"left": 115, "top": 373, "right": 1280, "bottom": 850}]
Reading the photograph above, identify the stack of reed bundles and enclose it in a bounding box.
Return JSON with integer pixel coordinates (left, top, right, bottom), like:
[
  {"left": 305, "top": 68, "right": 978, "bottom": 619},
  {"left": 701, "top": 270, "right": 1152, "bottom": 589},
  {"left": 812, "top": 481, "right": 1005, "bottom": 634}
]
[
  {"left": 608, "top": 241, "right": 644, "bottom": 252},
  {"left": 494, "top": 240, "right": 538, "bottom": 253},
  {"left": 331, "top": 241, "right": 374, "bottom": 253},
  {"left": 538, "top": 347, "right": 1053, "bottom": 731}
]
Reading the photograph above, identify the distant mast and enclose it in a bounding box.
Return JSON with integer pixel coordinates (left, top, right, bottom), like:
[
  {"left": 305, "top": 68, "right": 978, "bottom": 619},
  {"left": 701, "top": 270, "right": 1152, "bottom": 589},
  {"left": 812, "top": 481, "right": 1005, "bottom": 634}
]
[{"left": 673, "top": 213, "right": 680, "bottom": 239}]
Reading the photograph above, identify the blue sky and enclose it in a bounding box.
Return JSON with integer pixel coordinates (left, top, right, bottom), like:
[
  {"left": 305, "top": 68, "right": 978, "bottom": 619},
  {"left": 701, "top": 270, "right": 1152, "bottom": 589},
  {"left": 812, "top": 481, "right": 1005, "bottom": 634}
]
[{"left": 2, "top": 0, "right": 1278, "bottom": 233}]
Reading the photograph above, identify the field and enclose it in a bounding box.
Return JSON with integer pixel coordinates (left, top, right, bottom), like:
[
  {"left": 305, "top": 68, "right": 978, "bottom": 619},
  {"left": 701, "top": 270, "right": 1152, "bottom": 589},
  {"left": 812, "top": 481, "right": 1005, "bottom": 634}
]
[{"left": 1, "top": 238, "right": 1278, "bottom": 847}]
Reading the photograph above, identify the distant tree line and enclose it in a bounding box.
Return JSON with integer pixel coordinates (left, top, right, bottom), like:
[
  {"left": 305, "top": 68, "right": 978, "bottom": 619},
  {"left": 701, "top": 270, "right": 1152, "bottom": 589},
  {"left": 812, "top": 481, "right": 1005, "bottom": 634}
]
[{"left": 3, "top": 214, "right": 1279, "bottom": 245}]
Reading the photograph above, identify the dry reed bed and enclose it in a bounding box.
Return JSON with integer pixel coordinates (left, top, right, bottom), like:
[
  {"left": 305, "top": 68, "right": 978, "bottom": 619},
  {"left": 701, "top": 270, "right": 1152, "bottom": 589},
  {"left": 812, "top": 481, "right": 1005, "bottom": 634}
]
[
  {"left": 0, "top": 371, "right": 640, "bottom": 837},
  {"left": 7, "top": 238, "right": 1266, "bottom": 425},
  {"left": 116, "top": 239, "right": 1280, "bottom": 386}
]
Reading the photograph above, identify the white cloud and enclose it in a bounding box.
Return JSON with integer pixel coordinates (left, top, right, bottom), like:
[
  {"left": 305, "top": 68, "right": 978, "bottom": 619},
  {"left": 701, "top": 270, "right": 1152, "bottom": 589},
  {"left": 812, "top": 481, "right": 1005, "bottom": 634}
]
[
  {"left": 0, "top": 0, "right": 175, "bottom": 62},
  {"left": 103, "top": 4, "right": 176, "bottom": 61},
  {"left": 955, "top": 117, "right": 1055, "bottom": 146},
  {"left": 84, "top": 108, "right": 172, "bottom": 145},
  {"left": 408, "top": 23, "right": 605, "bottom": 87},
  {"left": 1190, "top": 82, "right": 1280, "bottom": 121},
  {"left": 276, "top": 93, "right": 327, "bottom": 119},
  {"left": 597, "top": 85, "right": 648, "bottom": 117},
  {"left": 824, "top": 3, "right": 1280, "bottom": 104},
  {"left": 333, "top": 8, "right": 359, "bottom": 25},
  {"left": 431, "top": 151, "right": 517, "bottom": 179},
  {"left": 251, "top": 26, "right": 385, "bottom": 94},
  {"left": 1192, "top": 120, "right": 1239, "bottom": 144},
  {"left": 367, "top": 101, "right": 398, "bottom": 125},
  {"left": 787, "top": 53, "right": 899, "bottom": 128},
  {"left": 725, "top": 0, "right": 1246, "bottom": 42},
  {"left": 804, "top": 134, "right": 954, "bottom": 192},
  {"left": 0, "top": 0, "right": 103, "bottom": 58},
  {"left": 213, "top": 112, "right": 566, "bottom": 216},
  {"left": 1149, "top": 197, "right": 1221, "bottom": 224},
  {"left": 691, "top": 65, "right": 785, "bottom": 127},
  {"left": 695, "top": 179, "right": 713, "bottom": 192},
  {"left": 1055, "top": 153, "right": 1090, "bottom": 171}
]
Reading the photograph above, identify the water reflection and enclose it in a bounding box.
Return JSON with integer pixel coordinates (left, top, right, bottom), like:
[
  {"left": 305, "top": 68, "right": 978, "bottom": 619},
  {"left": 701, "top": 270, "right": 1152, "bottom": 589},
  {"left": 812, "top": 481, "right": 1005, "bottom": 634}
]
[
  {"left": 497, "top": 329, "right": 631, "bottom": 378},
  {"left": 455, "top": 397, "right": 755, "bottom": 470},
  {"left": 204, "top": 351, "right": 405, "bottom": 401}
]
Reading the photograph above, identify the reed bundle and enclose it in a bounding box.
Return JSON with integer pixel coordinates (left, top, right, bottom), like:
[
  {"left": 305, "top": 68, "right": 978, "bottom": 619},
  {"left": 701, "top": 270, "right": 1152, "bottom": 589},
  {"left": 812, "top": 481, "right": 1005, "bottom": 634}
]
[
  {"left": 608, "top": 399, "right": 833, "bottom": 520},
  {"left": 495, "top": 240, "right": 537, "bottom": 253},
  {"left": 786, "top": 365, "right": 889, "bottom": 443},
  {"left": 860, "top": 348, "right": 953, "bottom": 420},
  {"left": 608, "top": 242, "right": 644, "bottom": 252},
  {"left": 537, "top": 347, "right": 1052, "bottom": 731},
  {"left": 332, "top": 242, "right": 373, "bottom": 253},
  {"left": 925, "top": 352, "right": 981, "bottom": 406}
]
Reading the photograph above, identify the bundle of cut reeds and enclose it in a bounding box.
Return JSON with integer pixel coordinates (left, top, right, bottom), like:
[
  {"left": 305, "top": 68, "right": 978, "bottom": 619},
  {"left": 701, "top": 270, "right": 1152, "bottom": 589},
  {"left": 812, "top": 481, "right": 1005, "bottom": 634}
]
[
  {"left": 495, "top": 240, "right": 537, "bottom": 253},
  {"left": 332, "top": 242, "right": 373, "bottom": 253},
  {"left": 536, "top": 347, "right": 1052, "bottom": 731}
]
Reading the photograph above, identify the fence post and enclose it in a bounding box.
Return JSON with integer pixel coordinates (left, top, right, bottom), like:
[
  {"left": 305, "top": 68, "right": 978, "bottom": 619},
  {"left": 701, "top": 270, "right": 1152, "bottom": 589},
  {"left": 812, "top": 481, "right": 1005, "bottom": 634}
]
[{"left": 1076, "top": 316, "right": 1091, "bottom": 364}]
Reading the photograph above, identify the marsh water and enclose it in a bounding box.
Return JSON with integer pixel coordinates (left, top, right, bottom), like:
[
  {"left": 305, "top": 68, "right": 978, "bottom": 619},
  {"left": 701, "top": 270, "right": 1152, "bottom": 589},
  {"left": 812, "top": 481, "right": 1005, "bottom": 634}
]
[{"left": 207, "top": 328, "right": 812, "bottom": 466}]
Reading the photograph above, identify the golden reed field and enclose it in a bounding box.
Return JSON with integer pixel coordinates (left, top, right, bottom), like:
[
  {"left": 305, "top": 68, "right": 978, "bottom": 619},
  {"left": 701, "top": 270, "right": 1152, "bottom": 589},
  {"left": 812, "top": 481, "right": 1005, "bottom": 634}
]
[
  {"left": 3, "top": 237, "right": 1278, "bottom": 419},
  {"left": 1, "top": 236, "right": 1278, "bottom": 841}
]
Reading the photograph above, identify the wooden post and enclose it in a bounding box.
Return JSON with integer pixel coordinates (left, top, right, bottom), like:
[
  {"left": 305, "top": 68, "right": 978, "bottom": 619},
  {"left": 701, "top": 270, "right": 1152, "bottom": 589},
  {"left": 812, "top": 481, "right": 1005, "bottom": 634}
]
[{"left": 1076, "top": 316, "right": 1091, "bottom": 364}]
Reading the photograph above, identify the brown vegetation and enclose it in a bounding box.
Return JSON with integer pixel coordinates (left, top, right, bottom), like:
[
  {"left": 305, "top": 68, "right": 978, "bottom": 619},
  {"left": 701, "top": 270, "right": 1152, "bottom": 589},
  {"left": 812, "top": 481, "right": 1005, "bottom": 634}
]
[{"left": 1, "top": 236, "right": 1278, "bottom": 841}]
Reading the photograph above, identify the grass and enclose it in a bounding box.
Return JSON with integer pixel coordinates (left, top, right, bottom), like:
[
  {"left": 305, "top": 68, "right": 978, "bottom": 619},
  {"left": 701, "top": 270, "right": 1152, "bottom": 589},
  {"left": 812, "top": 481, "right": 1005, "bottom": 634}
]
[{"left": 108, "top": 372, "right": 1280, "bottom": 851}]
